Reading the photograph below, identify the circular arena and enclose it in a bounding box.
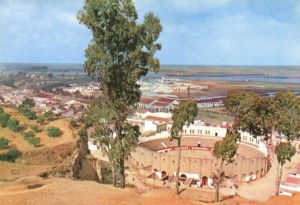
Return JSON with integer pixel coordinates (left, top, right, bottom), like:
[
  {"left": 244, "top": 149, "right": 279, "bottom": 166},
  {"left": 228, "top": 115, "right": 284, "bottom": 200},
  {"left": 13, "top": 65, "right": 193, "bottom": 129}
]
[{"left": 130, "top": 130, "right": 270, "bottom": 188}]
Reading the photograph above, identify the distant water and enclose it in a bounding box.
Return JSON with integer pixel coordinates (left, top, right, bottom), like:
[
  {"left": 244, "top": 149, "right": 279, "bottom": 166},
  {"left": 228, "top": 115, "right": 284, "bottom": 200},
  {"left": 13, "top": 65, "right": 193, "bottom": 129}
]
[{"left": 0, "top": 63, "right": 299, "bottom": 84}]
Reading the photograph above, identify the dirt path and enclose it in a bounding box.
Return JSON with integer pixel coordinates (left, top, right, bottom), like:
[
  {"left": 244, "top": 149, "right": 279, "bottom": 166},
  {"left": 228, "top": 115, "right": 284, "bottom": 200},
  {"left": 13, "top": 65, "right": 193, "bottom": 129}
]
[{"left": 236, "top": 151, "right": 300, "bottom": 201}]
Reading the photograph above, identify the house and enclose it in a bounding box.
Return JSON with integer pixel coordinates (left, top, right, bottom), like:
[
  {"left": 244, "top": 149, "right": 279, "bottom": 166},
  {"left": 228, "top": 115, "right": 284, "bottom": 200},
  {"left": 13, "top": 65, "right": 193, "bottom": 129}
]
[
  {"left": 137, "top": 97, "right": 178, "bottom": 113},
  {"left": 196, "top": 97, "right": 224, "bottom": 108},
  {"left": 62, "top": 107, "right": 75, "bottom": 118},
  {"left": 138, "top": 98, "right": 156, "bottom": 110},
  {"left": 33, "top": 92, "right": 55, "bottom": 106},
  {"left": 142, "top": 115, "right": 171, "bottom": 133},
  {"left": 280, "top": 174, "right": 300, "bottom": 196},
  {"left": 150, "top": 101, "right": 174, "bottom": 112}
]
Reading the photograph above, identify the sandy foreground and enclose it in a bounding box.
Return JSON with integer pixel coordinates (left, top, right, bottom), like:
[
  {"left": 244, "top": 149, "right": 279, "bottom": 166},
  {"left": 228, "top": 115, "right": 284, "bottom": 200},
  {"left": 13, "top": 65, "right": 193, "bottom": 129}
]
[{"left": 0, "top": 175, "right": 300, "bottom": 205}]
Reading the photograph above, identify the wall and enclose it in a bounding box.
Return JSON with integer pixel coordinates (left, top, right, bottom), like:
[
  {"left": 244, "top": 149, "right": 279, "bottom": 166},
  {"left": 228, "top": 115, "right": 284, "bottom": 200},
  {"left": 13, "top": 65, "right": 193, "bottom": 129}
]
[{"left": 131, "top": 138, "right": 269, "bottom": 183}]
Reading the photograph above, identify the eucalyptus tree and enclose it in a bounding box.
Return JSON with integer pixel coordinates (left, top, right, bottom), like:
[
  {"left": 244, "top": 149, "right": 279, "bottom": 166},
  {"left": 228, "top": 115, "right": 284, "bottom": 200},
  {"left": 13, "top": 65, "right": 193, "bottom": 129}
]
[
  {"left": 170, "top": 100, "right": 198, "bottom": 195},
  {"left": 241, "top": 97, "right": 276, "bottom": 142},
  {"left": 85, "top": 100, "right": 118, "bottom": 186},
  {"left": 212, "top": 130, "right": 239, "bottom": 202},
  {"left": 85, "top": 101, "right": 140, "bottom": 187},
  {"left": 275, "top": 142, "right": 296, "bottom": 195},
  {"left": 78, "top": 0, "right": 162, "bottom": 188},
  {"left": 223, "top": 90, "right": 256, "bottom": 131},
  {"left": 273, "top": 91, "right": 300, "bottom": 195},
  {"left": 274, "top": 91, "right": 300, "bottom": 141}
]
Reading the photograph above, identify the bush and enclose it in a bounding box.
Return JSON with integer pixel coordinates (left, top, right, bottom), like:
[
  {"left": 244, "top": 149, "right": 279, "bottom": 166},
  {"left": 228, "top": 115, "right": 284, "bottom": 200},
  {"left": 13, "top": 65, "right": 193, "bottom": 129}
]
[
  {"left": 6, "top": 148, "right": 20, "bottom": 162},
  {"left": 37, "top": 117, "right": 45, "bottom": 124},
  {"left": 18, "top": 99, "right": 35, "bottom": 114},
  {"left": 23, "top": 131, "right": 35, "bottom": 140},
  {"left": 8, "top": 118, "right": 20, "bottom": 132},
  {"left": 0, "top": 113, "right": 11, "bottom": 127},
  {"left": 30, "top": 125, "right": 42, "bottom": 133},
  {"left": 70, "top": 120, "right": 78, "bottom": 128},
  {"left": 0, "top": 107, "right": 4, "bottom": 115},
  {"left": 78, "top": 128, "right": 88, "bottom": 139},
  {"left": 25, "top": 111, "right": 37, "bottom": 120},
  {"left": 44, "top": 111, "right": 54, "bottom": 121},
  {"left": 47, "top": 127, "right": 61, "bottom": 138},
  {"left": 0, "top": 137, "right": 9, "bottom": 149},
  {"left": 27, "top": 137, "right": 41, "bottom": 147}
]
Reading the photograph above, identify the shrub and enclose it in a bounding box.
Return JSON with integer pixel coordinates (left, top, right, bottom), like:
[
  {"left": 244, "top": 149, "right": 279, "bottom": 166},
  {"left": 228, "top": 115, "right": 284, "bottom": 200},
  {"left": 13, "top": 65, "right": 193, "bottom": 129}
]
[
  {"left": 44, "top": 111, "right": 54, "bottom": 121},
  {"left": 30, "top": 125, "right": 42, "bottom": 133},
  {"left": 0, "top": 137, "right": 9, "bottom": 149},
  {"left": 8, "top": 118, "right": 20, "bottom": 132},
  {"left": 6, "top": 148, "right": 20, "bottom": 162},
  {"left": 0, "top": 107, "right": 4, "bottom": 115},
  {"left": 0, "top": 113, "right": 11, "bottom": 127},
  {"left": 47, "top": 127, "right": 61, "bottom": 138},
  {"left": 25, "top": 111, "right": 37, "bottom": 120},
  {"left": 78, "top": 128, "right": 88, "bottom": 139},
  {"left": 37, "top": 117, "right": 45, "bottom": 124},
  {"left": 28, "top": 137, "right": 41, "bottom": 147},
  {"left": 18, "top": 99, "right": 35, "bottom": 114},
  {"left": 23, "top": 131, "right": 35, "bottom": 140},
  {"left": 70, "top": 120, "right": 78, "bottom": 128},
  {"left": 18, "top": 104, "right": 28, "bottom": 114}
]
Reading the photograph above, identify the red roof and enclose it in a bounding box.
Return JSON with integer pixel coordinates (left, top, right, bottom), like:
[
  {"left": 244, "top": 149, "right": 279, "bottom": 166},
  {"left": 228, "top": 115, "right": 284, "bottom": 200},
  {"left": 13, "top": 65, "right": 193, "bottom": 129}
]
[
  {"left": 34, "top": 92, "right": 54, "bottom": 99},
  {"left": 286, "top": 176, "right": 300, "bottom": 186},
  {"left": 151, "top": 102, "right": 171, "bottom": 107},
  {"left": 139, "top": 98, "right": 155, "bottom": 105},
  {"left": 143, "top": 115, "right": 171, "bottom": 123},
  {"left": 157, "top": 98, "right": 175, "bottom": 104}
]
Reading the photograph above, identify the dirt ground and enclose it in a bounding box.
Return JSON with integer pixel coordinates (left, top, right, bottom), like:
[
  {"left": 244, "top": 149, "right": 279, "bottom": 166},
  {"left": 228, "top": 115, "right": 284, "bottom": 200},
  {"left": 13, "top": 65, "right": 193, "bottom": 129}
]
[{"left": 0, "top": 176, "right": 300, "bottom": 205}]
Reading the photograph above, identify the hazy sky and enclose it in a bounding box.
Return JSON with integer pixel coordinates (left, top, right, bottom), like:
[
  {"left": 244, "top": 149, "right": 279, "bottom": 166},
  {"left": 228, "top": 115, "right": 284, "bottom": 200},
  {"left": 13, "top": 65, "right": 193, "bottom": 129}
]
[{"left": 1, "top": 0, "right": 300, "bottom": 65}]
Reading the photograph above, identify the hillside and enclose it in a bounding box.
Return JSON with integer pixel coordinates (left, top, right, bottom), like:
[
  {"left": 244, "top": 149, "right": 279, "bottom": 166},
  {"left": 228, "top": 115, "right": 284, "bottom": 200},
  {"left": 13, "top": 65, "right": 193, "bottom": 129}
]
[{"left": 0, "top": 106, "right": 80, "bottom": 181}]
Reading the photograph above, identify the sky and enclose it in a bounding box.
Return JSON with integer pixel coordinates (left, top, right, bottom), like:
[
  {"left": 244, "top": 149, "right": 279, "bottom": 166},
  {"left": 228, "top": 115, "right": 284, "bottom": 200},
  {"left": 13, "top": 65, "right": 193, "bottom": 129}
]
[{"left": 1, "top": 0, "right": 300, "bottom": 65}]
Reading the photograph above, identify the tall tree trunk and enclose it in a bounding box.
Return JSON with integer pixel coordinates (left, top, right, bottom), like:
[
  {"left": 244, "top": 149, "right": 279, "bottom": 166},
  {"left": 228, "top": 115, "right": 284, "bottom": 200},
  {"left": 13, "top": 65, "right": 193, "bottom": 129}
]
[
  {"left": 176, "top": 139, "right": 182, "bottom": 195},
  {"left": 215, "top": 160, "right": 224, "bottom": 202},
  {"left": 276, "top": 163, "right": 282, "bottom": 195},
  {"left": 119, "top": 158, "right": 125, "bottom": 188},
  {"left": 112, "top": 165, "right": 117, "bottom": 187}
]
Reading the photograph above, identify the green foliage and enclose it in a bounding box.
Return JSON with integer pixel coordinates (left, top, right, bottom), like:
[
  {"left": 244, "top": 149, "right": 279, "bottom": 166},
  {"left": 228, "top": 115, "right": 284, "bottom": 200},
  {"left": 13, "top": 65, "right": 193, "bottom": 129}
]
[
  {"left": 275, "top": 142, "right": 296, "bottom": 166},
  {"left": 274, "top": 91, "right": 300, "bottom": 141},
  {"left": 0, "top": 113, "right": 11, "bottom": 127},
  {"left": 44, "top": 111, "right": 54, "bottom": 121},
  {"left": 47, "top": 127, "right": 61, "bottom": 138},
  {"left": 224, "top": 90, "right": 256, "bottom": 117},
  {"left": 213, "top": 130, "right": 239, "bottom": 202},
  {"left": 23, "top": 131, "right": 35, "bottom": 140},
  {"left": 224, "top": 90, "right": 300, "bottom": 142},
  {"left": 23, "top": 131, "right": 40, "bottom": 147},
  {"left": 5, "top": 148, "right": 20, "bottom": 162},
  {"left": 18, "top": 104, "right": 28, "bottom": 114},
  {"left": 170, "top": 100, "right": 198, "bottom": 140},
  {"left": 25, "top": 110, "right": 37, "bottom": 120},
  {"left": 213, "top": 130, "right": 239, "bottom": 164},
  {"left": 241, "top": 97, "right": 276, "bottom": 140},
  {"left": 78, "top": 128, "right": 88, "bottom": 139},
  {"left": 0, "top": 107, "right": 4, "bottom": 115},
  {"left": 27, "top": 137, "right": 41, "bottom": 147},
  {"left": 18, "top": 99, "right": 35, "bottom": 114},
  {"left": 78, "top": 0, "right": 162, "bottom": 188},
  {"left": 70, "top": 119, "right": 79, "bottom": 128},
  {"left": 37, "top": 117, "right": 45, "bottom": 124},
  {"left": 8, "top": 118, "right": 20, "bottom": 132},
  {"left": 0, "top": 148, "right": 21, "bottom": 162},
  {"left": 0, "top": 137, "right": 9, "bottom": 149},
  {"left": 30, "top": 125, "right": 42, "bottom": 133}
]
